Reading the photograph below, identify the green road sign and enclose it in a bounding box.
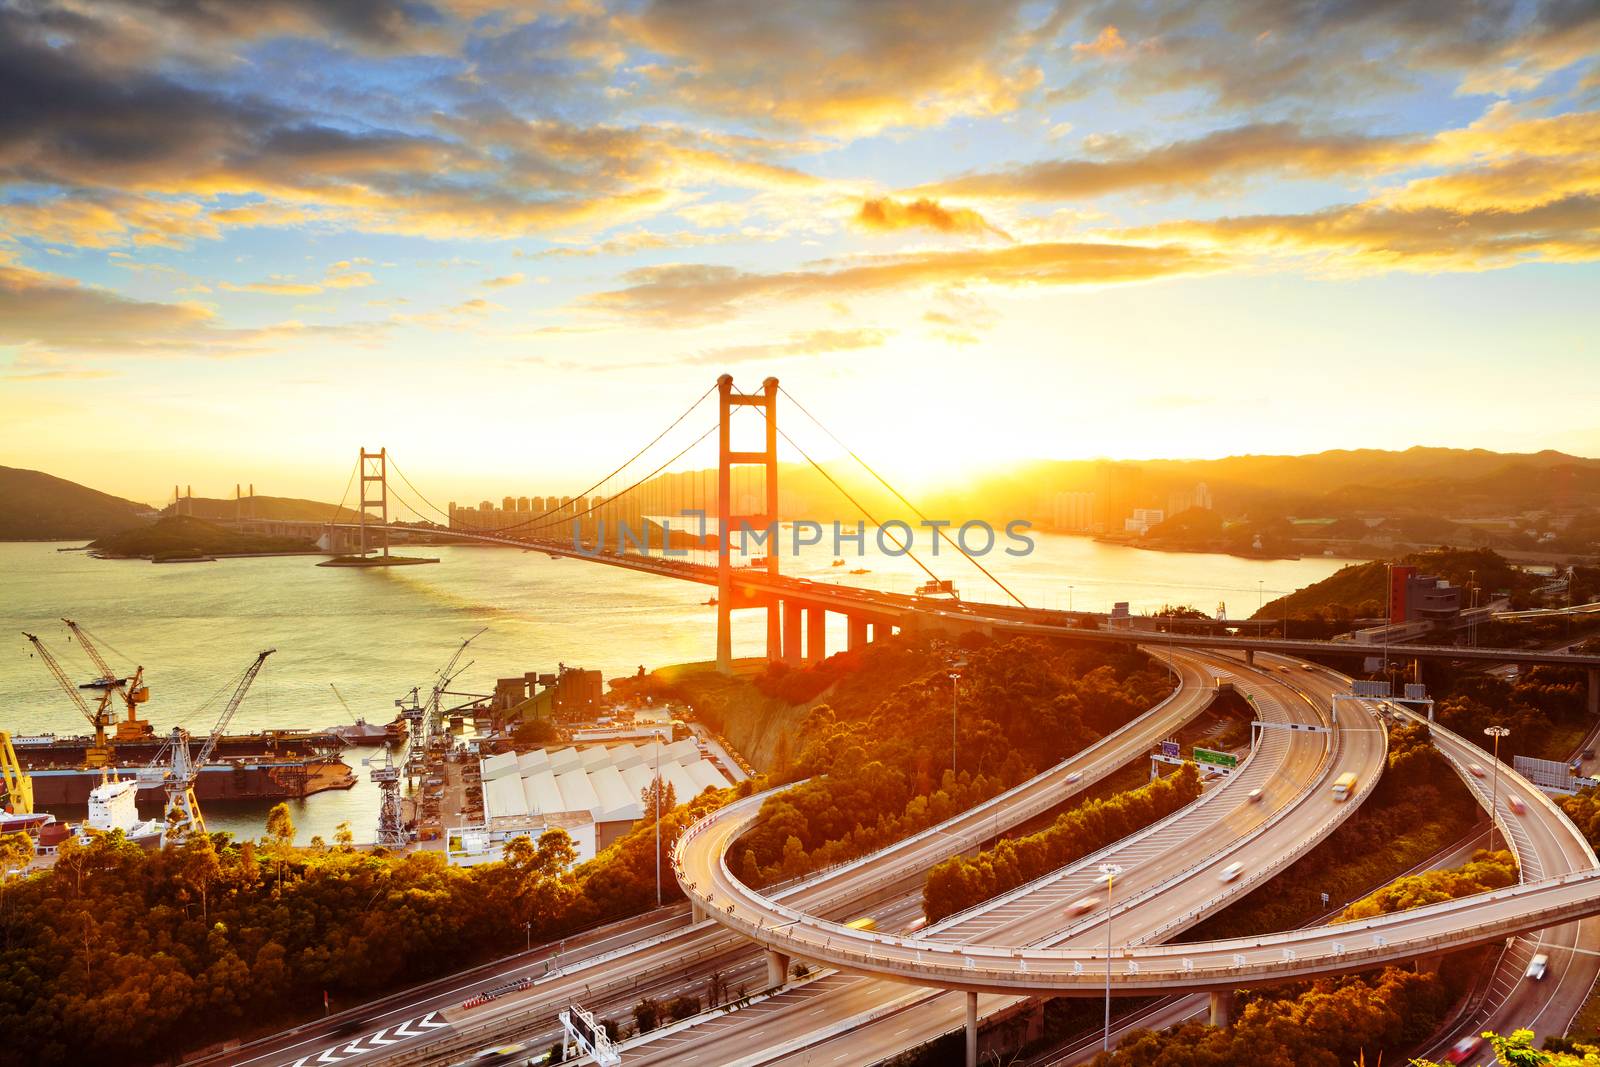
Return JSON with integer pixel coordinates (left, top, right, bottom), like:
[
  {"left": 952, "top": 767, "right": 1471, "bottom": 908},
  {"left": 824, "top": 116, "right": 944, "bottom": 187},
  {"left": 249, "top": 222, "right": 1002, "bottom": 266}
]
[{"left": 1194, "top": 747, "right": 1239, "bottom": 769}]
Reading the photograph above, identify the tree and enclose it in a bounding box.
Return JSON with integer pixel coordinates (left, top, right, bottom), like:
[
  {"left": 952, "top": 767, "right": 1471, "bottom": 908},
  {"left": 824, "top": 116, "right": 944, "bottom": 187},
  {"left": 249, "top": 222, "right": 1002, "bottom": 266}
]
[
  {"left": 333, "top": 821, "right": 354, "bottom": 850},
  {"left": 641, "top": 776, "right": 677, "bottom": 821},
  {"left": 179, "top": 835, "right": 222, "bottom": 925},
  {"left": 264, "top": 803, "right": 295, "bottom": 847}
]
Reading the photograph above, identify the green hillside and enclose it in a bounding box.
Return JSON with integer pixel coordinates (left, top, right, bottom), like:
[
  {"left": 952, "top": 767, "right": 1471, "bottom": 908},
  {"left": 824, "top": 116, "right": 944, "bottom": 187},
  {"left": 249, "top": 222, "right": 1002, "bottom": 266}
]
[
  {"left": 0, "top": 466, "right": 154, "bottom": 541},
  {"left": 90, "top": 515, "right": 316, "bottom": 560},
  {"left": 1257, "top": 547, "right": 1541, "bottom": 620}
]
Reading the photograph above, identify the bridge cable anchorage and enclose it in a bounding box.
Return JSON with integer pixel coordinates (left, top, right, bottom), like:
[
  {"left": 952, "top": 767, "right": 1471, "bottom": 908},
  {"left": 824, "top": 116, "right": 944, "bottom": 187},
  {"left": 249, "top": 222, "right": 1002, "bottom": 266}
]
[
  {"left": 779, "top": 385, "right": 1027, "bottom": 609},
  {"left": 773, "top": 421, "right": 948, "bottom": 591},
  {"left": 384, "top": 383, "right": 717, "bottom": 539}
]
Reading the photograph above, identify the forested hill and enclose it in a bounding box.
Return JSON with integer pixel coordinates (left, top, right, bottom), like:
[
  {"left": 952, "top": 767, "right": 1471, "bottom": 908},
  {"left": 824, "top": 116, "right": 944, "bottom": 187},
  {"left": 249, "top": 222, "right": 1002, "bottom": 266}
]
[
  {"left": 0, "top": 466, "right": 154, "bottom": 541},
  {"left": 1256, "top": 547, "right": 1540, "bottom": 620}
]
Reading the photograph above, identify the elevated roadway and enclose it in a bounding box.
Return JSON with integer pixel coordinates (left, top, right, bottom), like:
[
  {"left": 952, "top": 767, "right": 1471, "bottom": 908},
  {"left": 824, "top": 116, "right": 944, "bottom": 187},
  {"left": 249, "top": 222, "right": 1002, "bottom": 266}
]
[
  {"left": 252, "top": 648, "right": 1226, "bottom": 1066},
  {"left": 643, "top": 656, "right": 1376, "bottom": 1065},
  {"left": 666, "top": 673, "right": 1599, "bottom": 1066}
]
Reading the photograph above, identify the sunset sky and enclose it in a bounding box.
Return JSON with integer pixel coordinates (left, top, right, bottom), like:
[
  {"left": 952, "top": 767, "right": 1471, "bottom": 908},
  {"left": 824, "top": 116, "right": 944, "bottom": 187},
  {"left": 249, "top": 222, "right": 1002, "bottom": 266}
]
[{"left": 2, "top": 1, "right": 1599, "bottom": 505}]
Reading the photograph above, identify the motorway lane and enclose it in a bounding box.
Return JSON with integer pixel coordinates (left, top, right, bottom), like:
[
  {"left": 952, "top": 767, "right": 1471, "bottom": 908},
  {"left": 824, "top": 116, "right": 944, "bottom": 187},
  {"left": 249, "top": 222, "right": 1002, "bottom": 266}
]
[
  {"left": 1407, "top": 708, "right": 1600, "bottom": 1067},
  {"left": 291, "top": 649, "right": 1223, "bottom": 1066},
  {"left": 627, "top": 655, "right": 1379, "bottom": 1065},
  {"left": 191, "top": 907, "right": 695, "bottom": 1067},
  {"left": 1035, "top": 824, "right": 1502, "bottom": 1064},
  {"left": 668, "top": 699, "right": 1600, "bottom": 996}
]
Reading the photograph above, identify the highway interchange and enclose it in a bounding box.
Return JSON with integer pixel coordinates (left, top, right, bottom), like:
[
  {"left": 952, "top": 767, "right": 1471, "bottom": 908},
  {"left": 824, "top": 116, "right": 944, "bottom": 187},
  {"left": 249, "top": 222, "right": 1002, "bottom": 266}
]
[{"left": 217, "top": 647, "right": 1600, "bottom": 1067}]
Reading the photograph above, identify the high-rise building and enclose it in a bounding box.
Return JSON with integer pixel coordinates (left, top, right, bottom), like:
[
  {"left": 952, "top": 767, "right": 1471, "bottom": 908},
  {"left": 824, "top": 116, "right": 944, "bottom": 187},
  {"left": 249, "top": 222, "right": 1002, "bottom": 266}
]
[
  {"left": 1049, "top": 491, "right": 1095, "bottom": 531},
  {"left": 517, "top": 496, "right": 530, "bottom": 512}
]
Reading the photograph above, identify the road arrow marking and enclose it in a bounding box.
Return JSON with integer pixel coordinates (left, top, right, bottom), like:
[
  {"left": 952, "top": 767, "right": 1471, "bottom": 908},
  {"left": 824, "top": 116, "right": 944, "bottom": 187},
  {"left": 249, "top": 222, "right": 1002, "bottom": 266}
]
[{"left": 365, "top": 1029, "right": 396, "bottom": 1047}]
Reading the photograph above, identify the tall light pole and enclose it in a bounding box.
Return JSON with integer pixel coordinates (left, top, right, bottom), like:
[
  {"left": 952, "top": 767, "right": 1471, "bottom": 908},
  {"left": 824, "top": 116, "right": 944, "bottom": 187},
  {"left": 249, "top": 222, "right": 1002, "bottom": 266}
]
[
  {"left": 1099, "top": 863, "right": 1123, "bottom": 1052},
  {"left": 654, "top": 734, "right": 662, "bottom": 907},
  {"left": 1069, "top": 585, "right": 1074, "bottom": 613},
  {"left": 1485, "top": 725, "right": 1510, "bottom": 853},
  {"left": 949, "top": 671, "right": 961, "bottom": 777}
]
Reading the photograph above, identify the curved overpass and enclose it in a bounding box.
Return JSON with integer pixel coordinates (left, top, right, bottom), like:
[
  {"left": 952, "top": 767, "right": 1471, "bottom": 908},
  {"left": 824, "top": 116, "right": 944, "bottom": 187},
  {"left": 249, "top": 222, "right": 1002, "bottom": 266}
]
[{"left": 672, "top": 686, "right": 1600, "bottom": 1005}]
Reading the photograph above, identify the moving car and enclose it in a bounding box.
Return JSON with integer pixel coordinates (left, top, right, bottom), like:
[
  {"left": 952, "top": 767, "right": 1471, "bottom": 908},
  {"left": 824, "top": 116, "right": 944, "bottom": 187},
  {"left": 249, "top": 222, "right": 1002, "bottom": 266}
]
[
  {"left": 1508, "top": 795, "right": 1527, "bottom": 815},
  {"left": 1065, "top": 771, "right": 1083, "bottom": 784},
  {"left": 1469, "top": 764, "right": 1487, "bottom": 778},
  {"left": 1219, "top": 862, "right": 1244, "bottom": 882},
  {"left": 1527, "top": 953, "right": 1549, "bottom": 980},
  {"left": 1446, "top": 1035, "right": 1484, "bottom": 1063},
  {"left": 1247, "top": 787, "right": 1264, "bottom": 803},
  {"left": 1332, "top": 772, "right": 1358, "bottom": 800},
  {"left": 1068, "top": 895, "right": 1101, "bottom": 916},
  {"left": 845, "top": 916, "right": 878, "bottom": 932}
]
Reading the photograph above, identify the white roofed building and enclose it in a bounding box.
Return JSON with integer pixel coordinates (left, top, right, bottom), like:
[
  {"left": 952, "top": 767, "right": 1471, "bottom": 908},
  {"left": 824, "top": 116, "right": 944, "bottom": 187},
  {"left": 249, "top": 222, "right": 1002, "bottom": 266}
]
[{"left": 464, "top": 738, "right": 737, "bottom": 862}]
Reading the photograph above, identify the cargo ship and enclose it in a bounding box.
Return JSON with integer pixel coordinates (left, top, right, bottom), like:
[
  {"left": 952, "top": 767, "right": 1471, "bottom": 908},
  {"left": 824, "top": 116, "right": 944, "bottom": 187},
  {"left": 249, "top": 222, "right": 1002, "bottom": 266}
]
[
  {"left": 16, "top": 621, "right": 358, "bottom": 807},
  {"left": 11, "top": 730, "right": 357, "bottom": 806}
]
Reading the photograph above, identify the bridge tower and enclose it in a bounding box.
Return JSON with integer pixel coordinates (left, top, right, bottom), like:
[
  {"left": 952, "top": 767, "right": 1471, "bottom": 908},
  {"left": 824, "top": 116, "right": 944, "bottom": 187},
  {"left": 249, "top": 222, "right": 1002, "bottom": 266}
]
[
  {"left": 358, "top": 447, "right": 389, "bottom": 558},
  {"left": 716, "top": 376, "right": 780, "bottom": 673}
]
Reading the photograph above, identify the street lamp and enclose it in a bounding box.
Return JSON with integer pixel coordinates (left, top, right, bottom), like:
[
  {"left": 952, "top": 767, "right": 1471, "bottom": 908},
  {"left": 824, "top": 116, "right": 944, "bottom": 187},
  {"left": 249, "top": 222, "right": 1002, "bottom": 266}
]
[
  {"left": 1099, "top": 862, "right": 1123, "bottom": 1052},
  {"left": 949, "top": 671, "right": 961, "bottom": 777},
  {"left": 1069, "top": 585, "right": 1074, "bottom": 613},
  {"left": 1484, "top": 725, "right": 1511, "bottom": 852},
  {"left": 654, "top": 735, "right": 662, "bottom": 907}
]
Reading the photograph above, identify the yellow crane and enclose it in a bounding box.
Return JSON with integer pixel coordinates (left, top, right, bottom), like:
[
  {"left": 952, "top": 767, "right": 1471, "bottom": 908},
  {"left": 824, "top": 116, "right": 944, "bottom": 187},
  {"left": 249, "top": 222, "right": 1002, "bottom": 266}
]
[
  {"left": 23, "top": 631, "right": 116, "bottom": 768},
  {"left": 62, "top": 619, "right": 154, "bottom": 742},
  {"left": 0, "top": 731, "right": 33, "bottom": 815}
]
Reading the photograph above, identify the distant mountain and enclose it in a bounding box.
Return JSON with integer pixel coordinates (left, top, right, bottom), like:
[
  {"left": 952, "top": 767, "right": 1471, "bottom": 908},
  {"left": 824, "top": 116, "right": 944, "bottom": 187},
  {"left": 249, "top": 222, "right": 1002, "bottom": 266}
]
[
  {"left": 163, "top": 495, "right": 361, "bottom": 524},
  {"left": 0, "top": 466, "right": 155, "bottom": 541}
]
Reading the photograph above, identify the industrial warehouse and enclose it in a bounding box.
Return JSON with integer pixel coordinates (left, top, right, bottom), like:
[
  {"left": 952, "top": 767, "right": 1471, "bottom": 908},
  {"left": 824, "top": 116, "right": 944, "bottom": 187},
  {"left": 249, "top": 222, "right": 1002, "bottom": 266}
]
[{"left": 450, "top": 738, "right": 735, "bottom": 866}]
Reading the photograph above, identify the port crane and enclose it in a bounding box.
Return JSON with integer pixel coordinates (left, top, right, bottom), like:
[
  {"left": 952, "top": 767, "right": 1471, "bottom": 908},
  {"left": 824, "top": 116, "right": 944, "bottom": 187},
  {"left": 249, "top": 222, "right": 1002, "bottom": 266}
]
[
  {"left": 23, "top": 631, "right": 116, "bottom": 768},
  {"left": 0, "top": 731, "right": 33, "bottom": 815},
  {"left": 61, "top": 619, "right": 154, "bottom": 741},
  {"left": 158, "top": 648, "right": 275, "bottom": 846},
  {"left": 402, "top": 629, "right": 484, "bottom": 780}
]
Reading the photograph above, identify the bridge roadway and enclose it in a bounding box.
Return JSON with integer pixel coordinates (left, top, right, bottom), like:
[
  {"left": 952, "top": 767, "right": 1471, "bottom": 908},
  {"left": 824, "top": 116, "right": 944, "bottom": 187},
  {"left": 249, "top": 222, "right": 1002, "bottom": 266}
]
[
  {"left": 633, "top": 655, "right": 1373, "bottom": 1065},
  {"left": 331, "top": 522, "right": 1600, "bottom": 674},
  {"left": 667, "top": 674, "right": 1600, "bottom": 1066},
  {"left": 242, "top": 648, "right": 1223, "bottom": 1066}
]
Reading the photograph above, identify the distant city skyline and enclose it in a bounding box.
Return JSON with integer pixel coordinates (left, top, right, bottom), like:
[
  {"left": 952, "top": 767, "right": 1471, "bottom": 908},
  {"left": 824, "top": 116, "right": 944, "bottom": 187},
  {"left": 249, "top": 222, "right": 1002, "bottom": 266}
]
[{"left": 3, "top": 2, "right": 1598, "bottom": 503}]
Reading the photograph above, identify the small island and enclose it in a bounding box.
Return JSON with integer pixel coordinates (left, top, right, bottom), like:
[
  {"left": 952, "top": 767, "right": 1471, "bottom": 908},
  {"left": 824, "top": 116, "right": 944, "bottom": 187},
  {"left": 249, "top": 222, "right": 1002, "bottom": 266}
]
[{"left": 89, "top": 514, "right": 320, "bottom": 562}]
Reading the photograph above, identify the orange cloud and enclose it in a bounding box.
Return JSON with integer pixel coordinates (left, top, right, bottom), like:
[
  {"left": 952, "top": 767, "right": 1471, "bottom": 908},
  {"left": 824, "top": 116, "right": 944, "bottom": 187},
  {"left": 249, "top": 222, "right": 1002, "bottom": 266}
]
[
  {"left": 585, "top": 241, "right": 1219, "bottom": 324},
  {"left": 923, "top": 123, "right": 1427, "bottom": 201},
  {"left": 1072, "top": 26, "right": 1127, "bottom": 58},
  {"left": 855, "top": 197, "right": 1011, "bottom": 239}
]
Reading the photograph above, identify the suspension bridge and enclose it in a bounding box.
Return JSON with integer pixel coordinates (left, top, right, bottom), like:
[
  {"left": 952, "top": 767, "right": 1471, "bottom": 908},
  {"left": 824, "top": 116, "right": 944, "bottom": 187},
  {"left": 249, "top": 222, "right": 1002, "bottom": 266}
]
[{"left": 281, "top": 373, "right": 1597, "bottom": 690}]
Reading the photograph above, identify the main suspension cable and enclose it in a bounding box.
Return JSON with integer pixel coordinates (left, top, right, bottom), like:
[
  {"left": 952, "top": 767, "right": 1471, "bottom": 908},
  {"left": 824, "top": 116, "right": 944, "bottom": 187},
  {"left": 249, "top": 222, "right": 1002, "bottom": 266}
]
[{"left": 780, "top": 385, "right": 1027, "bottom": 608}]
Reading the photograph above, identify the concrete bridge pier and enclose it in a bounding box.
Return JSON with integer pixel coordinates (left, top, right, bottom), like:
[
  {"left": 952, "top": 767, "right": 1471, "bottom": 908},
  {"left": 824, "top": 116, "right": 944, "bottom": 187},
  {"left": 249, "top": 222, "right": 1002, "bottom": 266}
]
[
  {"left": 806, "top": 607, "right": 826, "bottom": 663},
  {"left": 1208, "top": 990, "right": 1234, "bottom": 1028},
  {"left": 782, "top": 602, "right": 802, "bottom": 665},
  {"left": 1411, "top": 657, "right": 1424, "bottom": 685},
  {"left": 691, "top": 902, "right": 706, "bottom": 924},
  {"left": 765, "top": 949, "right": 790, "bottom": 989},
  {"left": 965, "top": 991, "right": 978, "bottom": 1067},
  {"left": 847, "top": 615, "right": 869, "bottom": 651},
  {"left": 1589, "top": 668, "right": 1599, "bottom": 717}
]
